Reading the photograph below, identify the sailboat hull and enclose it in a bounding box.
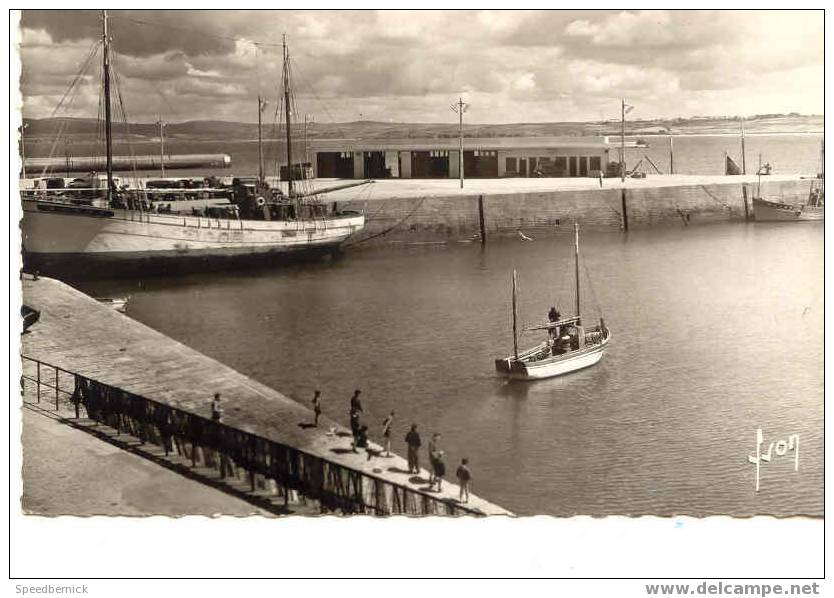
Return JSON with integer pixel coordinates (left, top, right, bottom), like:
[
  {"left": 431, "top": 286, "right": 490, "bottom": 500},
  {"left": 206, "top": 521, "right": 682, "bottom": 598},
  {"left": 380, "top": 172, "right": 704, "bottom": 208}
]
[
  {"left": 495, "top": 333, "right": 611, "bottom": 381},
  {"left": 21, "top": 199, "right": 364, "bottom": 276},
  {"left": 752, "top": 197, "right": 824, "bottom": 221}
]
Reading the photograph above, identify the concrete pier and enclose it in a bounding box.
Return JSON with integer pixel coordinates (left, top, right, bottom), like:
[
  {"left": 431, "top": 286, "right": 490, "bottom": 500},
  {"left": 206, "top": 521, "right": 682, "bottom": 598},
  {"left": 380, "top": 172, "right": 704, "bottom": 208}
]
[
  {"left": 305, "top": 173, "right": 814, "bottom": 242},
  {"left": 20, "top": 275, "right": 512, "bottom": 516}
]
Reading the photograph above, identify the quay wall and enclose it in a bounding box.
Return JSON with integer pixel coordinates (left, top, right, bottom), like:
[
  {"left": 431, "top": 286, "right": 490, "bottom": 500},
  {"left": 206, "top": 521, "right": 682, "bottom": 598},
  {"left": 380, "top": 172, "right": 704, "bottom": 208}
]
[{"left": 340, "top": 178, "right": 812, "bottom": 244}]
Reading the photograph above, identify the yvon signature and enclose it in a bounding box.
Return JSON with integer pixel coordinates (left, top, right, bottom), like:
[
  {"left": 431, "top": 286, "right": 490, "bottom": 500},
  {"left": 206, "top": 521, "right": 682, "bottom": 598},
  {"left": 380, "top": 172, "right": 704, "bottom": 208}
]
[{"left": 747, "top": 428, "right": 799, "bottom": 492}]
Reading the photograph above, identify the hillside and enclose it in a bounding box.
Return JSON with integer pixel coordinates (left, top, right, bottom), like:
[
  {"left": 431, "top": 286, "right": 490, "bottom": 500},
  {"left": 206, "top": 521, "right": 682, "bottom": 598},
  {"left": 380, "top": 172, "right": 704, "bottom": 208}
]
[{"left": 21, "top": 113, "right": 823, "bottom": 143}]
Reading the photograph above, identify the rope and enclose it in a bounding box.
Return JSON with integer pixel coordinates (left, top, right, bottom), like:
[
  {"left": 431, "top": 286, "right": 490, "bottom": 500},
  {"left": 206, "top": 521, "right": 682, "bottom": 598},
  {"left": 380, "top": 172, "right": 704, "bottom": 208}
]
[
  {"left": 699, "top": 184, "right": 733, "bottom": 211},
  {"left": 582, "top": 262, "right": 603, "bottom": 317},
  {"left": 343, "top": 196, "right": 427, "bottom": 247}
]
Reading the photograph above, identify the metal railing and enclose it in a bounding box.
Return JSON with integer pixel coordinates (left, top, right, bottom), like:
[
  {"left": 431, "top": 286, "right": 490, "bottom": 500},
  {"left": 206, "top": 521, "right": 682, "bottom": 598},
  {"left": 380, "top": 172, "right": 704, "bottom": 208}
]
[{"left": 20, "top": 355, "right": 480, "bottom": 516}]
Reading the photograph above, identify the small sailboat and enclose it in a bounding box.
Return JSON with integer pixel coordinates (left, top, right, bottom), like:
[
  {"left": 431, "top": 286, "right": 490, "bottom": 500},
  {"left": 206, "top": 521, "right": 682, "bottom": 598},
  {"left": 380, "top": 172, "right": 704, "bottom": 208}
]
[{"left": 495, "top": 223, "right": 610, "bottom": 381}]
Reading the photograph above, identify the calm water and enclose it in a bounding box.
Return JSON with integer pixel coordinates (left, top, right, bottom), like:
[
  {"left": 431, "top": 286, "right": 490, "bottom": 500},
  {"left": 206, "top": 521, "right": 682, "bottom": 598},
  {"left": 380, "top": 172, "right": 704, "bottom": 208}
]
[
  {"left": 77, "top": 222, "right": 823, "bottom": 516},
  {"left": 27, "top": 133, "right": 824, "bottom": 179}
]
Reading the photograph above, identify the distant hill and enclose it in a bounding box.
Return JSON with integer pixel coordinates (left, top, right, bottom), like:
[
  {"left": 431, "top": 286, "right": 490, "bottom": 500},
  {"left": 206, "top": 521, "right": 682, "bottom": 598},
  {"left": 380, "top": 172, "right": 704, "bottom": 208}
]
[{"left": 21, "top": 113, "right": 823, "bottom": 142}]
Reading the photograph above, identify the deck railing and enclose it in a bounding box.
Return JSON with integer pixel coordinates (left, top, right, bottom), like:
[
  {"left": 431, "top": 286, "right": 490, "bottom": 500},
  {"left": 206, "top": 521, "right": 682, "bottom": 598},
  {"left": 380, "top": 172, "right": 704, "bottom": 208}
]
[{"left": 20, "top": 354, "right": 479, "bottom": 516}]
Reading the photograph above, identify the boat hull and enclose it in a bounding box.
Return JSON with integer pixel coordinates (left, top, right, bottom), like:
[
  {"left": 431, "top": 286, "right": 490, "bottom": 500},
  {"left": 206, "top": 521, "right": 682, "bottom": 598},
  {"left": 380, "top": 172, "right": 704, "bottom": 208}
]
[
  {"left": 495, "top": 333, "right": 610, "bottom": 381},
  {"left": 752, "top": 197, "right": 824, "bottom": 222},
  {"left": 20, "top": 199, "right": 364, "bottom": 277}
]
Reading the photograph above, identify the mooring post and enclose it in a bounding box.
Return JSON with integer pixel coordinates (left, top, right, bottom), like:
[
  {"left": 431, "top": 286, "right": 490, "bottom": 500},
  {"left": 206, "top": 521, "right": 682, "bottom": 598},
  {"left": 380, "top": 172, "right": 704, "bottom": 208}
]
[
  {"left": 620, "top": 188, "right": 629, "bottom": 232},
  {"left": 477, "top": 194, "right": 487, "bottom": 245},
  {"left": 742, "top": 185, "right": 750, "bottom": 221},
  {"left": 55, "top": 368, "right": 59, "bottom": 410},
  {"left": 36, "top": 361, "right": 40, "bottom": 404}
]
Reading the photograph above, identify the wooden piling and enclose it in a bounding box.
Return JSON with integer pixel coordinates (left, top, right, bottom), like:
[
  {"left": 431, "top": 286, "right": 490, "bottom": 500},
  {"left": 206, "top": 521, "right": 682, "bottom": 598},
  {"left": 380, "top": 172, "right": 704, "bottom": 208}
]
[
  {"left": 620, "top": 188, "right": 629, "bottom": 232},
  {"left": 477, "top": 194, "right": 487, "bottom": 245},
  {"left": 742, "top": 185, "right": 751, "bottom": 221}
]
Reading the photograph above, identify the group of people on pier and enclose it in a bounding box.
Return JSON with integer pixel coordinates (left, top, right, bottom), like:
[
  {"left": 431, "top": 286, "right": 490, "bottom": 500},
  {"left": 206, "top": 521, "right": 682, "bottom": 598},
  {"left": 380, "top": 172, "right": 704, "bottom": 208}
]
[{"left": 311, "top": 388, "right": 472, "bottom": 504}]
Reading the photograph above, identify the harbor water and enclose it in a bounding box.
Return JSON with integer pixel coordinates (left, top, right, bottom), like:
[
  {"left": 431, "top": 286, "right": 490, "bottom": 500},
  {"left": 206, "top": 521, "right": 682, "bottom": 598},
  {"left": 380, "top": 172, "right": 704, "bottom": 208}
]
[{"left": 76, "top": 221, "right": 823, "bottom": 517}]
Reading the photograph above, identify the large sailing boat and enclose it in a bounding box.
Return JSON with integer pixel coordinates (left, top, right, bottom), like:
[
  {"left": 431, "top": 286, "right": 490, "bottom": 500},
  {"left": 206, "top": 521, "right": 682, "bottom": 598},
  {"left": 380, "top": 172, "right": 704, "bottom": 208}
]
[
  {"left": 495, "top": 224, "right": 611, "bottom": 380},
  {"left": 21, "top": 12, "right": 366, "bottom": 276},
  {"left": 752, "top": 140, "right": 824, "bottom": 222}
]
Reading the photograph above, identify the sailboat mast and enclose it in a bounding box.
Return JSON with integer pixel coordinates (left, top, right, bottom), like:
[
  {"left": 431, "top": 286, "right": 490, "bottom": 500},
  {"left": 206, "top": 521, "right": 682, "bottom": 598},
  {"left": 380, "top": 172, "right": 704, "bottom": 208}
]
[
  {"left": 512, "top": 269, "right": 519, "bottom": 361},
  {"left": 101, "top": 10, "right": 114, "bottom": 205},
  {"left": 574, "top": 222, "right": 580, "bottom": 318},
  {"left": 282, "top": 35, "right": 294, "bottom": 198}
]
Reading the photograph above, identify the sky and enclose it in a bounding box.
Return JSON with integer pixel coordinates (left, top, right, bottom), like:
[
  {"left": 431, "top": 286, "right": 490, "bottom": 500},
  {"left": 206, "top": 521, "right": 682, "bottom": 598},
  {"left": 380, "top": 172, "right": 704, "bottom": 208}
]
[{"left": 15, "top": 9, "right": 824, "bottom": 125}]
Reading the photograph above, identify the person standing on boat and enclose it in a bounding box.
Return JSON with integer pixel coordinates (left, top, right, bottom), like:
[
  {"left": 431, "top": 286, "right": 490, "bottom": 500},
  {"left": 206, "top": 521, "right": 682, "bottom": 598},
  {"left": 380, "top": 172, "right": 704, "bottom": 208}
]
[
  {"left": 312, "top": 390, "right": 322, "bottom": 427},
  {"left": 381, "top": 411, "right": 395, "bottom": 457},
  {"left": 548, "top": 307, "right": 561, "bottom": 340},
  {"left": 405, "top": 424, "right": 421, "bottom": 474}
]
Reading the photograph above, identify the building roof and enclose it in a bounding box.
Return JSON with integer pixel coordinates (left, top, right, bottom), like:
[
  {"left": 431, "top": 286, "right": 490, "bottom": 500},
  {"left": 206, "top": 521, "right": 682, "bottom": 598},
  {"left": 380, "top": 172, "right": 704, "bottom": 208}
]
[{"left": 310, "top": 136, "right": 637, "bottom": 152}]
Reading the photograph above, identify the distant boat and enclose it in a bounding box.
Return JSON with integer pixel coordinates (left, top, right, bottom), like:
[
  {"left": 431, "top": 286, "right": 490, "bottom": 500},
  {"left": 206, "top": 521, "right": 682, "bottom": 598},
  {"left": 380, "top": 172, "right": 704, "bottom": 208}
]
[
  {"left": 96, "top": 297, "right": 128, "bottom": 313},
  {"left": 494, "top": 224, "right": 611, "bottom": 381},
  {"left": 753, "top": 140, "right": 824, "bottom": 222}
]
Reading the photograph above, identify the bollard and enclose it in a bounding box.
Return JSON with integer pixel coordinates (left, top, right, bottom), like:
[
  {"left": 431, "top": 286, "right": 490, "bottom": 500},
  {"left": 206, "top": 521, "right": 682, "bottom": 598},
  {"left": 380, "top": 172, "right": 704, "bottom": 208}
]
[
  {"left": 620, "top": 189, "right": 629, "bottom": 232},
  {"left": 477, "top": 194, "right": 487, "bottom": 245}
]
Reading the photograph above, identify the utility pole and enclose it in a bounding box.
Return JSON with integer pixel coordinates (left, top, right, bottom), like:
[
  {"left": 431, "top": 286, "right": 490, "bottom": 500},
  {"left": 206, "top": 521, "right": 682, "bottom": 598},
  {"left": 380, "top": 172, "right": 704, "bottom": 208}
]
[
  {"left": 101, "top": 10, "right": 114, "bottom": 205},
  {"left": 620, "top": 99, "right": 626, "bottom": 182},
  {"left": 257, "top": 96, "right": 268, "bottom": 184},
  {"left": 156, "top": 116, "right": 166, "bottom": 178},
  {"left": 669, "top": 135, "right": 674, "bottom": 175},
  {"left": 451, "top": 97, "right": 468, "bottom": 188},
  {"left": 740, "top": 117, "right": 747, "bottom": 175}
]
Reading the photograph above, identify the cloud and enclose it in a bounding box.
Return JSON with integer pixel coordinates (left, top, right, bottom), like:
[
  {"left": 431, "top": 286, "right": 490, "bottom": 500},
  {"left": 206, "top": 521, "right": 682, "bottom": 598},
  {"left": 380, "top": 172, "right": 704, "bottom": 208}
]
[{"left": 16, "top": 9, "right": 823, "bottom": 123}]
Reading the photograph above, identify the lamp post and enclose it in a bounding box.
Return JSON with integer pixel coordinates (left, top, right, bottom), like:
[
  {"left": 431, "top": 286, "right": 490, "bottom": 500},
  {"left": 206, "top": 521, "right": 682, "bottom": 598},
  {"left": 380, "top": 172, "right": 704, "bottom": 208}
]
[
  {"left": 156, "top": 117, "right": 166, "bottom": 178},
  {"left": 451, "top": 97, "right": 468, "bottom": 189}
]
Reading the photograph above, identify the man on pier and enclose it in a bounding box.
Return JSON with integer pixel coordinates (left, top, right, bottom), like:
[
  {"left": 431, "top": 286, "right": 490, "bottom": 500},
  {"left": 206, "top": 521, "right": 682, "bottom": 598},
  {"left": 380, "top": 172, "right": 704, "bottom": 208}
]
[
  {"left": 405, "top": 424, "right": 421, "bottom": 474},
  {"left": 211, "top": 393, "right": 223, "bottom": 422},
  {"left": 312, "top": 390, "right": 322, "bottom": 427}
]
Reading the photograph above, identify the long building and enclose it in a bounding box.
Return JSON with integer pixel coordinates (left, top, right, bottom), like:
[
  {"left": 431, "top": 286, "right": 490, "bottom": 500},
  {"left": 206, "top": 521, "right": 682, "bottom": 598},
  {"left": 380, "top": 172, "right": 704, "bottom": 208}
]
[{"left": 312, "top": 136, "right": 640, "bottom": 180}]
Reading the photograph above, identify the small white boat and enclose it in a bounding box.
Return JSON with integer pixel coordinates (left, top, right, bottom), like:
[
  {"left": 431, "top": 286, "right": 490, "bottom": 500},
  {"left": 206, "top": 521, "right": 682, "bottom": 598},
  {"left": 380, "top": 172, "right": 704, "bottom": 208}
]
[{"left": 495, "top": 223, "right": 610, "bottom": 381}]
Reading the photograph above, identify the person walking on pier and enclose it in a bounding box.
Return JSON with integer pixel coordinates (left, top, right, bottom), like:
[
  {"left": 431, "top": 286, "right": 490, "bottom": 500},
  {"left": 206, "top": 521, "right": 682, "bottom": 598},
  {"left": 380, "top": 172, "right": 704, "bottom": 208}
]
[
  {"left": 312, "top": 390, "right": 322, "bottom": 427},
  {"left": 350, "top": 389, "right": 363, "bottom": 415},
  {"left": 433, "top": 450, "right": 446, "bottom": 492},
  {"left": 211, "top": 393, "right": 223, "bottom": 422},
  {"left": 405, "top": 424, "right": 421, "bottom": 474},
  {"left": 456, "top": 458, "right": 471, "bottom": 503},
  {"left": 428, "top": 433, "right": 441, "bottom": 486},
  {"left": 381, "top": 411, "right": 395, "bottom": 457}
]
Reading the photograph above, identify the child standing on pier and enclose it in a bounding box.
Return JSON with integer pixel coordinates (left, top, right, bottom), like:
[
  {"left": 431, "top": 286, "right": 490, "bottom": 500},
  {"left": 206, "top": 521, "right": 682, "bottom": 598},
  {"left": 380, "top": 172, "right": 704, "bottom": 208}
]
[
  {"left": 211, "top": 393, "right": 223, "bottom": 422},
  {"left": 381, "top": 411, "right": 395, "bottom": 457}
]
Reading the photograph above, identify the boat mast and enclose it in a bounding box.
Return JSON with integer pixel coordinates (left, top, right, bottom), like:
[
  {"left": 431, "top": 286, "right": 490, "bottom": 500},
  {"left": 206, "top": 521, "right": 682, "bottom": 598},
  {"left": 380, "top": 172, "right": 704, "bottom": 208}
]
[
  {"left": 574, "top": 222, "right": 581, "bottom": 319},
  {"left": 512, "top": 269, "right": 519, "bottom": 361},
  {"left": 257, "top": 95, "right": 266, "bottom": 185},
  {"left": 101, "top": 10, "right": 114, "bottom": 205},
  {"left": 282, "top": 34, "right": 294, "bottom": 199}
]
